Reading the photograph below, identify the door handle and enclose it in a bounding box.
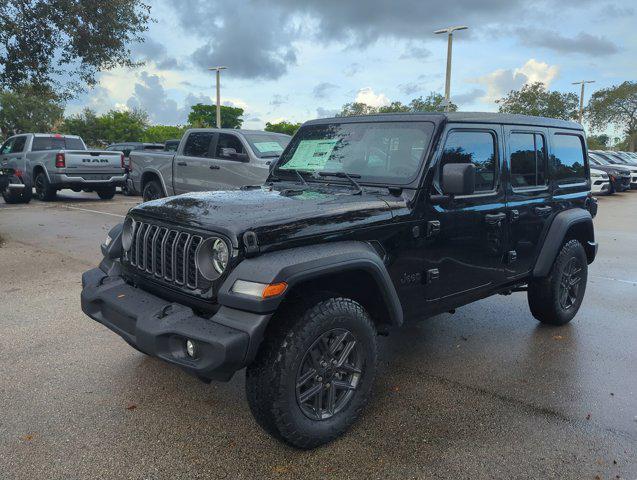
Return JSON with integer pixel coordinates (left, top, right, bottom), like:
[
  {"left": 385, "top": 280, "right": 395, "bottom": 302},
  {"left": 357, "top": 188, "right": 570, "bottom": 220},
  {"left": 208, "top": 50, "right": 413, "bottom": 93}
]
[
  {"left": 484, "top": 212, "right": 507, "bottom": 225},
  {"left": 177, "top": 162, "right": 187, "bottom": 166},
  {"left": 209, "top": 165, "right": 220, "bottom": 170},
  {"left": 534, "top": 206, "right": 552, "bottom": 216}
]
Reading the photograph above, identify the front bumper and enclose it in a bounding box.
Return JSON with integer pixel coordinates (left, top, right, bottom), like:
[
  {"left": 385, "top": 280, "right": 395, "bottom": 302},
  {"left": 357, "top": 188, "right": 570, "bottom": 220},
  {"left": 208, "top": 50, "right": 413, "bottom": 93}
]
[{"left": 81, "top": 267, "right": 271, "bottom": 381}]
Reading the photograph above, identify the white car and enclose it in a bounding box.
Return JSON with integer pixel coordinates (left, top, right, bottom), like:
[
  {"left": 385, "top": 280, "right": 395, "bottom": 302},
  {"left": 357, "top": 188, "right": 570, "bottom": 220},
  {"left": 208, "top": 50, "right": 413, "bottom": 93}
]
[{"left": 590, "top": 168, "right": 610, "bottom": 194}]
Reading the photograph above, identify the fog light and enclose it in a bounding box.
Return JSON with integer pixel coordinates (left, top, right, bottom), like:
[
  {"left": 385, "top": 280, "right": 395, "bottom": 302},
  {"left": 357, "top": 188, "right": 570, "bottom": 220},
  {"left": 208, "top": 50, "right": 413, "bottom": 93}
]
[{"left": 186, "top": 339, "right": 197, "bottom": 358}]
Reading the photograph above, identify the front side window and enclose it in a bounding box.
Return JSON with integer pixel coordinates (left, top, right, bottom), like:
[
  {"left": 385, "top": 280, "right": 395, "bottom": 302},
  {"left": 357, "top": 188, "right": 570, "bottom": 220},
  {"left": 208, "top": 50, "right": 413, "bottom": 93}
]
[
  {"left": 1, "top": 138, "right": 15, "bottom": 154},
  {"left": 216, "top": 134, "right": 245, "bottom": 158},
  {"left": 440, "top": 130, "right": 497, "bottom": 192},
  {"left": 552, "top": 133, "right": 586, "bottom": 185},
  {"left": 183, "top": 132, "right": 214, "bottom": 158},
  {"left": 275, "top": 121, "right": 434, "bottom": 184},
  {"left": 509, "top": 132, "right": 547, "bottom": 188}
]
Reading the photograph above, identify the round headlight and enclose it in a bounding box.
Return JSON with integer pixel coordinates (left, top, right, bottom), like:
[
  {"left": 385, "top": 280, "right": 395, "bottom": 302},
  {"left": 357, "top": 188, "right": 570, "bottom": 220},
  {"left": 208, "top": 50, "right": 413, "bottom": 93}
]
[
  {"left": 196, "top": 237, "right": 230, "bottom": 281},
  {"left": 122, "top": 217, "right": 135, "bottom": 251},
  {"left": 212, "top": 238, "right": 229, "bottom": 274}
]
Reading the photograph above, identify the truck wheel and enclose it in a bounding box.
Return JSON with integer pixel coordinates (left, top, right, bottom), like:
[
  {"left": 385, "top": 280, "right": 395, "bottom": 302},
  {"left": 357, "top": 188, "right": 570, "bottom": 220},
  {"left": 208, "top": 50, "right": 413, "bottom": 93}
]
[
  {"left": 246, "top": 297, "right": 378, "bottom": 449},
  {"left": 142, "top": 179, "right": 164, "bottom": 202},
  {"left": 2, "top": 185, "right": 32, "bottom": 204},
  {"left": 34, "top": 172, "right": 56, "bottom": 201},
  {"left": 97, "top": 186, "right": 116, "bottom": 200},
  {"left": 528, "top": 239, "right": 588, "bottom": 326}
]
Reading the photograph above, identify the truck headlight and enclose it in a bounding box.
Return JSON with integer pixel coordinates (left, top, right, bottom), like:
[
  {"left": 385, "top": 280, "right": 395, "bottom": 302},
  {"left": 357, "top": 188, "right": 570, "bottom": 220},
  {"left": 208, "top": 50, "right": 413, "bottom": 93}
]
[
  {"left": 122, "top": 217, "right": 135, "bottom": 251},
  {"left": 196, "top": 237, "right": 230, "bottom": 280}
]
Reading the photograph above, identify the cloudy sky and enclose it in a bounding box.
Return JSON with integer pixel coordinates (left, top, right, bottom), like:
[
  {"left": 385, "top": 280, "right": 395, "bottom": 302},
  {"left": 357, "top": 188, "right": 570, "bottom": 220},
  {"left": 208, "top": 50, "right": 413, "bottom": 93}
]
[{"left": 67, "top": 0, "right": 637, "bottom": 131}]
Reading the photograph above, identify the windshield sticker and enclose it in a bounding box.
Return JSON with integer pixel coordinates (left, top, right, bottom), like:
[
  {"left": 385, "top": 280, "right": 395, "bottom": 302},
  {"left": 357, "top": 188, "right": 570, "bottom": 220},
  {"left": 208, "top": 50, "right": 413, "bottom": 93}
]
[
  {"left": 253, "top": 141, "right": 284, "bottom": 153},
  {"left": 281, "top": 139, "right": 338, "bottom": 170}
]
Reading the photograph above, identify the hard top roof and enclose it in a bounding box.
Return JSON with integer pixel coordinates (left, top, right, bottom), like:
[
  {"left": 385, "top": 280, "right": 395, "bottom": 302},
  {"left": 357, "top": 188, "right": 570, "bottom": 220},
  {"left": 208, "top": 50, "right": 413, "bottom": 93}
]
[{"left": 304, "top": 112, "right": 582, "bottom": 130}]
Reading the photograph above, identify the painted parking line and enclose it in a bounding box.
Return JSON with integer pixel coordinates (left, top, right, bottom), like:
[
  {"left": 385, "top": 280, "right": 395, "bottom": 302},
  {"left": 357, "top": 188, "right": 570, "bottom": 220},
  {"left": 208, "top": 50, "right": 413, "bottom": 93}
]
[
  {"left": 62, "top": 205, "right": 125, "bottom": 218},
  {"left": 591, "top": 274, "right": 637, "bottom": 286}
]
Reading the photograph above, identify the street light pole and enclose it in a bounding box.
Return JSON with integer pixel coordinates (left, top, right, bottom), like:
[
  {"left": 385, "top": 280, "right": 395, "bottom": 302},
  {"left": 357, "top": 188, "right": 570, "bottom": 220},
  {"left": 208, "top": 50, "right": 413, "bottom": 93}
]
[
  {"left": 434, "top": 26, "right": 468, "bottom": 112},
  {"left": 572, "top": 80, "right": 595, "bottom": 124},
  {"left": 208, "top": 66, "right": 228, "bottom": 128}
]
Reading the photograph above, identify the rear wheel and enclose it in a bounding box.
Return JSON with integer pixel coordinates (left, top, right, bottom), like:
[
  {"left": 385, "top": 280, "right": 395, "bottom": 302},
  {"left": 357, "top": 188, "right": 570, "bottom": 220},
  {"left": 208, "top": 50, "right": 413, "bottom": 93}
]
[
  {"left": 142, "top": 179, "right": 164, "bottom": 202},
  {"left": 34, "top": 171, "right": 56, "bottom": 201},
  {"left": 96, "top": 186, "right": 116, "bottom": 200},
  {"left": 246, "top": 297, "right": 377, "bottom": 449},
  {"left": 528, "top": 239, "right": 588, "bottom": 326}
]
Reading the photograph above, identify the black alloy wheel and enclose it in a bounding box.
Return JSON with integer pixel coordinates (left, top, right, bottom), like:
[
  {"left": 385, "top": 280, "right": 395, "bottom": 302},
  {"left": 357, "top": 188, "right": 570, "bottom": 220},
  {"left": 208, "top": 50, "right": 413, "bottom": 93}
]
[
  {"left": 142, "top": 179, "right": 163, "bottom": 202},
  {"left": 558, "top": 257, "right": 583, "bottom": 311},
  {"left": 296, "top": 328, "right": 362, "bottom": 420}
]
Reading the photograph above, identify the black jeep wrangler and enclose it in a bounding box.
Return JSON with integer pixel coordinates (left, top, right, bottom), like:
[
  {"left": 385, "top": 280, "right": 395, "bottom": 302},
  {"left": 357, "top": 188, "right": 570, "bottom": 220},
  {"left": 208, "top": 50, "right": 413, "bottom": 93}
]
[{"left": 81, "top": 113, "right": 598, "bottom": 448}]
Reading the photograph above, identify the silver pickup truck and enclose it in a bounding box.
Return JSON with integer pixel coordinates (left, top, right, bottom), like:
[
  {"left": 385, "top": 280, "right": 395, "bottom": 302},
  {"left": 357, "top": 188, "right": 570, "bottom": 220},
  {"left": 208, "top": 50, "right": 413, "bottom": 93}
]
[
  {"left": 0, "top": 133, "right": 125, "bottom": 203},
  {"left": 129, "top": 128, "right": 291, "bottom": 201}
]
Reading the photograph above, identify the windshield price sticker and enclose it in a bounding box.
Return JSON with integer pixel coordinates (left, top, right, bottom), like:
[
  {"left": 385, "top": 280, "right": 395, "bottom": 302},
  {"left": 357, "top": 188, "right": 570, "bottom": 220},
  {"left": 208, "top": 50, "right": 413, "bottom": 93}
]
[
  {"left": 254, "top": 141, "right": 284, "bottom": 153},
  {"left": 281, "top": 139, "right": 339, "bottom": 170}
]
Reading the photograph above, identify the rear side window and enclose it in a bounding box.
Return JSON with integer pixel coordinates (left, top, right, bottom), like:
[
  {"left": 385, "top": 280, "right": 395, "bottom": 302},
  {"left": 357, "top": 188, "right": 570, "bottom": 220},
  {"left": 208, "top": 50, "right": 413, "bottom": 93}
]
[
  {"left": 552, "top": 133, "right": 586, "bottom": 185},
  {"left": 32, "top": 136, "right": 85, "bottom": 151},
  {"left": 509, "top": 133, "right": 547, "bottom": 188},
  {"left": 10, "top": 136, "right": 27, "bottom": 153},
  {"left": 183, "top": 132, "right": 214, "bottom": 157},
  {"left": 440, "top": 130, "right": 497, "bottom": 192}
]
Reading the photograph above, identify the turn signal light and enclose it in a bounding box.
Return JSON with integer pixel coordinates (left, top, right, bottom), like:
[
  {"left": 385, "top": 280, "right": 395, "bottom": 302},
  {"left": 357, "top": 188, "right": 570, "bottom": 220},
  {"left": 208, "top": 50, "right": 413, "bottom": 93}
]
[
  {"left": 262, "top": 282, "right": 288, "bottom": 298},
  {"left": 55, "top": 152, "right": 65, "bottom": 168}
]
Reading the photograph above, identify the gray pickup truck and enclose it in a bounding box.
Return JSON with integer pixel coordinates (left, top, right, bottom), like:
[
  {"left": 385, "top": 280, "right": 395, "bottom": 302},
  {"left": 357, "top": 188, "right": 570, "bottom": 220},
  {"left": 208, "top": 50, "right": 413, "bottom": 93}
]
[
  {"left": 129, "top": 128, "right": 291, "bottom": 201},
  {"left": 0, "top": 133, "right": 125, "bottom": 203}
]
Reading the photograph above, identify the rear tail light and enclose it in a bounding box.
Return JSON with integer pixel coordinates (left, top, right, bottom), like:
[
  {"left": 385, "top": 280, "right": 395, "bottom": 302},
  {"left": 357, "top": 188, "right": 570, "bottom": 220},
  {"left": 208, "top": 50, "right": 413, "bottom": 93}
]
[
  {"left": 120, "top": 153, "right": 125, "bottom": 169},
  {"left": 55, "top": 152, "right": 65, "bottom": 168},
  {"left": 13, "top": 169, "right": 23, "bottom": 177}
]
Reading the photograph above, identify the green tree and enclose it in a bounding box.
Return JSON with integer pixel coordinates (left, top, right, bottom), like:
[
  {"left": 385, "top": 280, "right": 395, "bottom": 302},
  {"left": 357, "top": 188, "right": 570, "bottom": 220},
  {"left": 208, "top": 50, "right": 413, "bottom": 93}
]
[
  {"left": 586, "top": 81, "right": 637, "bottom": 151},
  {"left": 264, "top": 121, "right": 302, "bottom": 136},
  {"left": 0, "top": 1, "right": 151, "bottom": 96},
  {"left": 97, "top": 109, "right": 148, "bottom": 143},
  {"left": 142, "top": 125, "right": 187, "bottom": 142},
  {"left": 586, "top": 134, "right": 610, "bottom": 150},
  {"left": 338, "top": 92, "right": 457, "bottom": 117},
  {"left": 409, "top": 92, "right": 457, "bottom": 112},
  {"left": 62, "top": 108, "right": 102, "bottom": 146},
  {"left": 496, "top": 82, "right": 579, "bottom": 120},
  {"left": 0, "top": 86, "right": 64, "bottom": 137},
  {"left": 187, "top": 104, "right": 244, "bottom": 129}
]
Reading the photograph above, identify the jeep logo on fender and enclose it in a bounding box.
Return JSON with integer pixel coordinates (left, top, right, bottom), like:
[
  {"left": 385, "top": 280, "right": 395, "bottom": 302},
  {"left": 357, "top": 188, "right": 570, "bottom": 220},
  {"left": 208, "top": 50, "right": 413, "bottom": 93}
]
[{"left": 82, "top": 158, "right": 109, "bottom": 163}]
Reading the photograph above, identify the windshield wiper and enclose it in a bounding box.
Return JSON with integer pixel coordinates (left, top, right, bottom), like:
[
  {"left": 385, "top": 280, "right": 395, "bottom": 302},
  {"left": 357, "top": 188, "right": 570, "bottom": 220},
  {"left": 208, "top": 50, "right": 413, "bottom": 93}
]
[
  {"left": 276, "top": 168, "right": 308, "bottom": 185},
  {"left": 318, "top": 171, "right": 363, "bottom": 195}
]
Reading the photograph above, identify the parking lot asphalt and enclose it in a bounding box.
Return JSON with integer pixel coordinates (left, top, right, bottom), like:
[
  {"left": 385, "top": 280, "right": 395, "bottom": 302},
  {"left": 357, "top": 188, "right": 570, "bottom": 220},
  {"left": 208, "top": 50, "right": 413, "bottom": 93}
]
[{"left": 1, "top": 190, "right": 636, "bottom": 480}]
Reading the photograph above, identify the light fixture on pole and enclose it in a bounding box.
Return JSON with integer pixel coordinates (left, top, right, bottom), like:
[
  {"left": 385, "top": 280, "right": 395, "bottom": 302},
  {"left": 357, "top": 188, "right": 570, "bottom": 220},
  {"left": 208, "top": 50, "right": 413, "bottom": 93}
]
[
  {"left": 572, "top": 80, "right": 595, "bottom": 124},
  {"left": 208, "top": 66, "right": 228, "bottom": 128},
  {"left": 434, "top": 26, "right": 468, "bottom": 112}
]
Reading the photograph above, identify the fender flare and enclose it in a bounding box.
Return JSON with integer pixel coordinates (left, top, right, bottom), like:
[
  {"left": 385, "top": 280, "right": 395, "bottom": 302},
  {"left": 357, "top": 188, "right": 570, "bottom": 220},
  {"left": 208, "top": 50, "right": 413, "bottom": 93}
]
[
  {"left": 217, "top": 241, "right": 404, "bottom": 326},
  {"left": 533, "top": 209, "right": 595, "bottom": 278},
  {"left": 140, "top": 168, "right": 168, "bottom": 197},
  {"left": 32, "top": 163, "right": 51, "bottom": 183}
]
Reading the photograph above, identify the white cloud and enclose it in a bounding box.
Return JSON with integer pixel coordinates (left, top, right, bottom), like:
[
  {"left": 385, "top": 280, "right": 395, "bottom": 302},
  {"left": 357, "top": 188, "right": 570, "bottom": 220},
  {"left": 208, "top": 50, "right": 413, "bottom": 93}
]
[
  {"left": 472, "top": 59, "right": 560, "bottom": 103},
  {"left": 355, "top": 87, "right": 390, "bottom": 107}
]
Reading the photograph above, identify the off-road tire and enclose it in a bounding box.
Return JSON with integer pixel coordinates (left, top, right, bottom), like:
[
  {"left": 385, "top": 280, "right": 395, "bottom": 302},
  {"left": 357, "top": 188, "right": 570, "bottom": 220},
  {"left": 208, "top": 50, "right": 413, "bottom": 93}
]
[
  {"left": 142, "top": 179, "right": 164, "bottom": 202},
  {"left": 96, "top": 186, "right": 116, "bottom": 200},
  {"left": 34, "top": 172, "right": 57, "bottom": 201},
  {"left": 245, "top": 297, "right": 378, "bottom": 449},
  {"left": 2, "top": 185, "right": 32, "bottom": 204},
  {"left": 528, "top": 239, "right": 588, "bottom": 326}
]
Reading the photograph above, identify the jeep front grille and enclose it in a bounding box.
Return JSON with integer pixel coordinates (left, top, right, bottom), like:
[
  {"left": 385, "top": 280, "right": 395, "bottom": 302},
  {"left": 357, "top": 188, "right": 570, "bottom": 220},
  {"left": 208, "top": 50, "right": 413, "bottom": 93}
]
[{"left": 127, "top": 221, "right": 204, "bottom": 290}]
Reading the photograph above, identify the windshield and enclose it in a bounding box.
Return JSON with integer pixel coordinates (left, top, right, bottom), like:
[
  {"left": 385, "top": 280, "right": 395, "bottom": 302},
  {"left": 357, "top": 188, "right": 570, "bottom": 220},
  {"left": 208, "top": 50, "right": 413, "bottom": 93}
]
[
  {"left": 274, "top": 121, "right": 434, "bottom": 184},
  {"left": 32, "top": 136, "right": 85, "bottom": 151},
  {"left": 244, "top": 133, "right": 291, "bottom": 158}
]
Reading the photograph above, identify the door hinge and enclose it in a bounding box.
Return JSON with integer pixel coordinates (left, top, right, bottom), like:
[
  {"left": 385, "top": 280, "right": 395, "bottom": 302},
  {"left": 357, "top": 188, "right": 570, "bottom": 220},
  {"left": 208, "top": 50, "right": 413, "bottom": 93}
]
[
  {"left": 426, "top": 220, "right": 441, "bottom": 238},
  {"left": 243, "top": 231, "right": 260, "bottom": 256},
  {"left": 426, "top": 268, "right": 440, "bottom": 283},
  {"left": 506, "top": 250, "right": 517, "bottom": 264},
  {"left": 510, "top": 209, "right": 519, "bottom": 222}
]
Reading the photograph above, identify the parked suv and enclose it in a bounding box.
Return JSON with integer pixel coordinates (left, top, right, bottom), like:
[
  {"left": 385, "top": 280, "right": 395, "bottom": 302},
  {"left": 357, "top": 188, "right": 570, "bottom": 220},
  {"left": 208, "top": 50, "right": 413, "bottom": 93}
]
[{"left": 81, "top": 113, "right": 597, "bottom": 448}]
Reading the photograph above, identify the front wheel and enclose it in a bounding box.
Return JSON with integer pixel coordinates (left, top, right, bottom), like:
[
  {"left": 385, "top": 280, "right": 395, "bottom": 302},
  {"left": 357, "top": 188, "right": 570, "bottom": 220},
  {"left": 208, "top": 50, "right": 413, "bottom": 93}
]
[
  {"left": 528, "top": 239, "right": 588, "bottom": 325},
  {"left": 246, "top": 297, "right": 377, "bottom": 449}
]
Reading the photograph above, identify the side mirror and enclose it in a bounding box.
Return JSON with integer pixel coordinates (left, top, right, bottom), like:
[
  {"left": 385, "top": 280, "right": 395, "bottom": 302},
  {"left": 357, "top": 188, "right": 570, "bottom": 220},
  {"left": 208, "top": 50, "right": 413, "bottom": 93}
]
[
  {"left": 220, "top": 147, "right": 249, "bottom": 162},
  {"left": 441, "top": 163, "right": 475, "bottom": 196},
  {"left": 122, "top": 149, "right": 132, "bottom": 157}
]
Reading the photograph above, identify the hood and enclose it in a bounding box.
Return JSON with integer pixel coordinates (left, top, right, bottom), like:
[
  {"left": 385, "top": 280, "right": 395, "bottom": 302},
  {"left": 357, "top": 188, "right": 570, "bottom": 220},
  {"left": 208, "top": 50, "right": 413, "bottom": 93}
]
[{"left": 130, "top": 185, "right": 396, "bottom": 248}]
